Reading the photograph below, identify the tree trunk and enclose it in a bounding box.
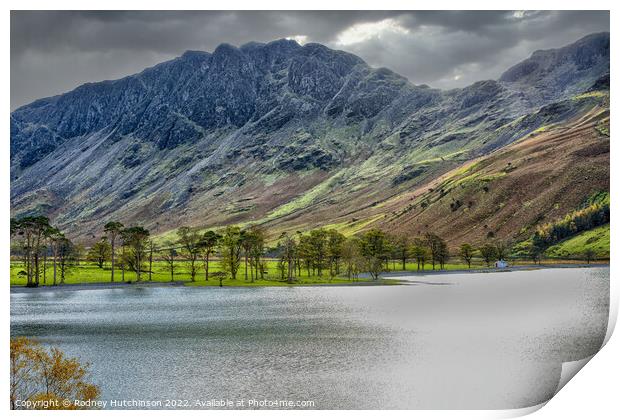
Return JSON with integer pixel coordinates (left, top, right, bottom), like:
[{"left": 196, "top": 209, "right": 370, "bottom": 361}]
[
  {"left": 254, "top": 259, "right": 258, "bottom": 281},
  {"left": 34, "top": 253, "right": 40, "bottom": 286},
  {"left": 110, "top": 239, "right": 115, "bottom": 282},
  {"left": 25, "top": 249, "right": 32, "bottom": 287},
  {"left": 53, "top": 249, "right": 57, "bottom": 286},
  {"left": 43, "top": 251, "right": 47, "bottom": 284}
]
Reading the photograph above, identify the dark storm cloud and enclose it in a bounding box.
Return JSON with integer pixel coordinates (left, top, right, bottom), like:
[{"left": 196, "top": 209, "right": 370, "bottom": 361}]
[{"left": 10, "top": 10, "right": 609, "bottom": 110}]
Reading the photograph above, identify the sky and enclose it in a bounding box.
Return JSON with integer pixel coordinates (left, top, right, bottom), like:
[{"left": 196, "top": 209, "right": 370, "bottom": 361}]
[{"left": 10, "top": 10, "right": 609, "bottom": 110}]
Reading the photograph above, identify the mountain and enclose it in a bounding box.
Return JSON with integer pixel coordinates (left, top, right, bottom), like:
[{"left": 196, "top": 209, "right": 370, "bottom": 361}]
[
  {"left": 10, "top": 33, "right": 610, "bottom": 244},
  {"left": 376, "top": 106, "right": 609, "bottom": 245}
]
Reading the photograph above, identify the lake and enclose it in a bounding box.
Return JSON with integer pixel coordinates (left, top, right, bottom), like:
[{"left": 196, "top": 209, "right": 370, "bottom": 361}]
[{"left": 10, "top": 267, "right": 609, "bottom": 409}]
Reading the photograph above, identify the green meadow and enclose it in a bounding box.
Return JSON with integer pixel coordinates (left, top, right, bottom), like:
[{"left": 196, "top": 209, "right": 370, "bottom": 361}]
[
  {"left": 12, "top": 257, "right": 601, "bottom": 288},
  {"left": 10, "top": 259, "right": 373, "bottom": 287}
]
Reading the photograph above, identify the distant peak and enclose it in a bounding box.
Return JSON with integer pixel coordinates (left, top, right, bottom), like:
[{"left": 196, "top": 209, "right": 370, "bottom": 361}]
[
  {"left": 239, "top": 41, "right": 265, "bottom": 50},
  {"left": 499, "top": 31, "right": 609, "bottom": 83},
  {"left": 268, "top": 38, "right": 301, "bottom": 48},
  {"left": 213, "top": 43, "right": 239, "bottom": 54},
  {"left": 181, "top": 50, "right": 210, "bottom": 59}
]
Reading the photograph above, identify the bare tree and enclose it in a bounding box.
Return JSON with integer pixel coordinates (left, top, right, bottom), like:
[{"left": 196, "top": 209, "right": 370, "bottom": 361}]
[
  {"left": 177, "top": 226, "right": 202, "bottom": 282},
  {"left": 201, "top": 230, "right": 221, "bottom": 282},
  {"left": 425, "top": 233, "right": 447, "bottom": 270},
  {"left": 122, "top": 227, "right": 150, "bottom": 283},
  {"left": 161, "top": 244, "right": 178, "bottom": 282},
  {"left": 279, "top": 232, "right": 297, "bottom": 283},
  {"left": 104, "top": 221, "right": 124, "bottom": 282}
]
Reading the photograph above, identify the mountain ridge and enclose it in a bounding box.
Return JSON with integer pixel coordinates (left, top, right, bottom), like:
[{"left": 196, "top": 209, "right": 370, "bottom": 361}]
[{"left": 10, "top": 32, "right": 610, "bottom": 243}]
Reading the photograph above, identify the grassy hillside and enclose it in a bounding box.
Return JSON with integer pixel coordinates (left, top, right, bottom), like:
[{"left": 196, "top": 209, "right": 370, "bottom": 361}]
[
  {"left": 146, "top": 99, "right": 609, "bottom": 247},
  {"left": 545, "top": 224, "right": 610, "bottom": 258},
  {"left": 372, "top": 105, "right": 609, "bottom": 248}
]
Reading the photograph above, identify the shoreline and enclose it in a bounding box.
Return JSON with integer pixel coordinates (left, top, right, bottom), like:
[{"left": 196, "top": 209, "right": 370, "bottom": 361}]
[
  {"left": 9, "top": 263, "right": 609, "bottom": 294},
  {"left": 377, "top": 263, "right": 609, "bottom": 278}
]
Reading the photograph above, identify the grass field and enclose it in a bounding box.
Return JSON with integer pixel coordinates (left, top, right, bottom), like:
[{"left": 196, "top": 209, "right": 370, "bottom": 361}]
[{"left": 9, "top": 259, "right": 375, "bottom": 287}]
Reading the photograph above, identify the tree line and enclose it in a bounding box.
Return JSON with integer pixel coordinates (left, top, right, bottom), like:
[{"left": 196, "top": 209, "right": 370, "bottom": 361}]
[
  {"left": 532, "top": 199, "right": 609, "bottom": 249},
  {"left": 10, "top": 216, "right": 75, "bottom": 287},
  {"left": 12, "top": 214, "right": 598, "bottom": 288}
]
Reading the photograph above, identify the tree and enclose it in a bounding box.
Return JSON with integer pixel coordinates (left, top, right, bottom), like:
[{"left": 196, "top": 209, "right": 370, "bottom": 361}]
[
  {"left": 41, "top": 225, "right": 59, "bottom": 285},
  {"left": 393, "top": 235, "right": 410, "bottom": 271},
  {"left": 161, "top": 244, "right": 178, "bottom": 282},
  {"left": 359, "top": 229, "right": 389, "bottom": 280},
  {"left": 308, "top": 229, "right": 328, "bottom": 276},
  {"left": 86, "top": 238, "right": 111, "bottom": 269},
  {"left": 278, "top": 232, "right": 297, "bottom": 283},
  {"left": 73, "top": 244, "right": 86, "bottom": 266},
  {"left": 201, "top": 231, "right": 221, "bottom": 282},
  {"left": 532, "top": 197, "right": 609, "bottom": 248},
  {"left": 104, "top": 221, "right": 124, "bottom": 282},
  {"left": 494, "top": 241, "right": 509, "bottom": 261},
  {"left": 122, "top": 226, "right": 150, "bottom": 282},
  {"left": 341, "top": 237, "right": 363, "bottom": 280},
  {"left": 57, "top": 237, "right": 77, "bottom": 284},
  {"left": 383, "top": 239, "right": 394, "bottom": 271},
  {"left": 529, "top": 237, "right": 546, "bottom": 265},
  {"left": 425, "top": 233, "right": 447, "bottom": 270},
  {"left": 119, "top": 234, "right": 127, "bottom": 282},
  {"left": 326, "top": 229, "right": 345, "bottom": 278},
  {"left": 584, "top": 248, "right": 596, "bottom": 264},
  {"left": 47, "top": 228, "right": 64, "bottom": 286},
  {"left": 220, "top": 226, "right": 243, "bottom": 280},
  {"left": 459, "top": 243, "right": 475, "bottom": 268},
  {"left": 177, "top": 226, "right": 202, "bottom": 282},
  {"left": 31, "top": 217, "right": 52, "bottom": 286},
  {"left": 479, "top": 243, "right": 497, "bottom": 267},
  {"left": 240, "top": 230, "right": 253, "bottom": 282},
  {"left": 212, "top": 271, "right": 227, "bottom": 288},
  {"left": 11, "top": 216, "right": 52, "bottom": 287},
  {"left": 147, "top": 240, "right": 155, "bottom": 281},
  {"left": 410, "top": 238, "right": 428, "bottom": 271},
  {"left": 437, "top": 241, "right": 449, "bottom": 270},
  {"left": 297, "top": 234, "right": 313, "bottom": 277},
  {"left": 248, "top": 226, "right": 265, "bottom": 281},
  {"left": 10, "top": 337, "right": 100, "bottom": 410}
]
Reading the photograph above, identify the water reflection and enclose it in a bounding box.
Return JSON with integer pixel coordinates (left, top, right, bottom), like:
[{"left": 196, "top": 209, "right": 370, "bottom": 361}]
[{"left": 10, "top": 268, "right": 609, "bottom": 409}]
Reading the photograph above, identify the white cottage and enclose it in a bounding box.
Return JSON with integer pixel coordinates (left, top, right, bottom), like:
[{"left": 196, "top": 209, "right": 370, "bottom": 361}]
[{"left": 495, "top": 259, "right": 508, "bottom": 268}]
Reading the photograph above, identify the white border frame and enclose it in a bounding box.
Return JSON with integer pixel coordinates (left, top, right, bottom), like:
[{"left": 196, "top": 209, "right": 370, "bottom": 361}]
[{"left": 3, "top": 1, "right": 617, "bottom": 419}]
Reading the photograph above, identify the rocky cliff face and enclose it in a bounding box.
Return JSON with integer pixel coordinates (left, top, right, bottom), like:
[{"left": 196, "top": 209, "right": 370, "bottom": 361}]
[{"left": 10, "top": 33, "right": 610, "bottom": 240}]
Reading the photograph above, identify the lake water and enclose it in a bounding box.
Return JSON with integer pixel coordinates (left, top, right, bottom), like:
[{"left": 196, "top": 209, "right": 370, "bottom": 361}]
[{"left": 10, "top": 267, "right": 609, "bottom": 409}]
